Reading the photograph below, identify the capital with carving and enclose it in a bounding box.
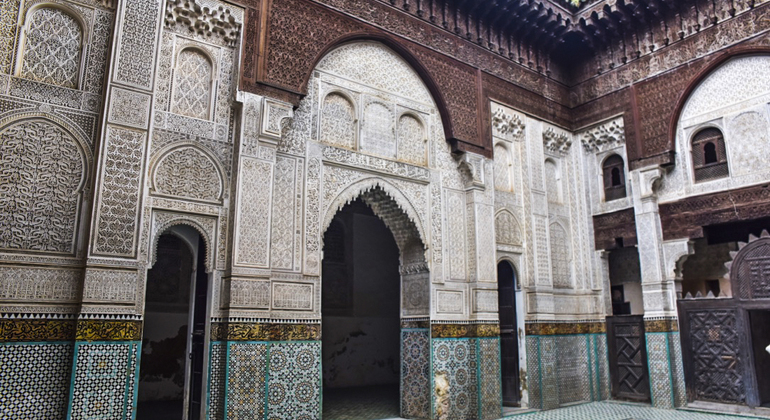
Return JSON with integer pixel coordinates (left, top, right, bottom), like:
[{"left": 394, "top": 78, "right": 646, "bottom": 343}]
[{"left": 637, "top": 166, "right": 665, "bottom": 199}]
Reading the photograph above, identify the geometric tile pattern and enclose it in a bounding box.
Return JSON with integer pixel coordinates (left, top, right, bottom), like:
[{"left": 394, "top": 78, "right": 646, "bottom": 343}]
[
  {"left": 526, "top": 336, "right": 542, "bottom": 409},
  {"left": 539, "top": 336, "right": 559, "bottom": 410},
  {"left": 668, "top": 332, "right": 687, "bottom": 407},
  {"left": 556, "top": 335, "right": 590, "bottom": 405},
  {"left": 596, "top": 334, "right": 610, "bottom": 401},
  {"left": 527, "top": 334, "right": 608, "bottom": 411},
  {"left": 646, "top": 332, "right": 674, "bottom": 409},
  {"left": 503, "top": 401, "right": 761, "bottom": 420},
  {"left": 0, "top": 343, "right": 73, "bottom": 420},
  {"left": 432, "top": 338, "right": 478, "bottom": 420},
  {"left": 478, "top": 338, "right": 502, "bottom": 420},
  {"left": 68, "top": 342, "right": 139, "bottom": 420},
  {"left": 226, "top": 343, "right": 267, "bottom": 420},
  {"left": 266, "top": 341, "right": 321, "bottom": 420},
  {"left": 208, "top": 342, "right": 226, "bottom": 420},
  {"left": 401, "top": 329, "right": 430, "bottom": 419}
]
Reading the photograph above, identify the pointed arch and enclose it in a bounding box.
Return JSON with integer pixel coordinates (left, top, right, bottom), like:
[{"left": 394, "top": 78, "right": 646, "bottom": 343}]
[
  {"left": 150, "top": 214, "right": 216, "bottom": 273},
  {"left": 322, "top": 177, "right": 426, "bottom": 255}
]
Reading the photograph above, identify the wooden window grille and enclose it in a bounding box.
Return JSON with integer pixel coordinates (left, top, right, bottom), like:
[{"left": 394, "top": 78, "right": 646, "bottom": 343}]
[
  {"left": 692, "top": 128, "right": 729, "bottom": 182},
  {"left": 602, "top": 154, "right": 626, "bottom": 201}
]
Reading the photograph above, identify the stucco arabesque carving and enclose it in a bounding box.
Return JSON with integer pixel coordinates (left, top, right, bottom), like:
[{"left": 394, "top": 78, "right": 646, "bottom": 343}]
[
  {"left": 164, "top": 0, "right": 242, "bottom": 47},
  {"left": 321, "top": 177, "right": 427, "bottom": 253},
  {"left": 543, "top": 127, "right": 572, "bottom": 155},
  {"left": 457, "top": 153, "right": 485, "bottom": 189},
  {"left": 149, "top": 211, "right": 217, "bottom": 273},
  {"left": 580, "top": 118, "right": 625, "bottom": 153},
  {"left": 491, "top": 108, "right": 524, "bottom": 139}
]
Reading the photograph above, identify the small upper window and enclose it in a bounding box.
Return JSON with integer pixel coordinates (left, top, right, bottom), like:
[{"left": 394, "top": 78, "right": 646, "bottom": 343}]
[
  {"left": 19, "top": 7, "right": 83, "bottom": 88},
  {"left": 691, "top": 128, "right": 729, "bottom": 182},
  {"left": 172, "top": 48, "right": 214, "bottom": 120},
  {"left": 602, "top": 154, "right": 626, "bottom": 201}
]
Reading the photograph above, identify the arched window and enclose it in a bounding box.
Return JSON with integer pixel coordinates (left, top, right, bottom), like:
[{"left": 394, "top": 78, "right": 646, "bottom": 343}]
[
  {"left": 171, "top": 48, "right": 214, "bottom": 120},
  {"left": 494, "top": 143, "right": 513, "bottom": 192},
  {"left": 602, "top": 154, "right": 626, "bottom": 201},
  {"left": 692, "top": 127, "right": 729, "bottom": 182},
  {"left": 19, "top": 7, "right": 83, "bottom": 88},
  {"left": 320, "top": 92, "right": 356, "bottom": 149},
  {"left": 545, "top": 158, "right": 560, "bottom": 203}
]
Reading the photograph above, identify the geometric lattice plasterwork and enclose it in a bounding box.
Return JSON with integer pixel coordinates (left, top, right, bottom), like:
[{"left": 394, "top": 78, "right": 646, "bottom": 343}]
[
  {"left": 495, "top": 211, "right": 521, "bottom": 246},
  {"left": 397, "top": 114, "right": 426, "bottom": 166},
  {"left": 361, "top": 101, "right": 395, "bottom": 159},
  {"left": 172, "top": 48, "right": 213, "bottom": 120},
  {"left": 549, "top": 223, "right": 571, "bottom": 288},
  {"left": 0, "top": 120, "right": 85, "bottom": 254},
  {"left": 494, "top": 143, "right": 512, "bottom": 191},
  {"left": 0, "top": 343, "right": 74, "bottom": 420},
  {"left": 688, "top": 309, "right": 744, "bottom": 404},
  {"left": 235, "top": 157, "right": 272, "bottom": 267},
  {"left": 19, "top": 8, "right": 82, "bottom": 88},
  {"left": 320, "top": 93, "right": 356, "bottom": 150},
  {"left": 153, "top": 146, "right": 222, "bottom": 202}
]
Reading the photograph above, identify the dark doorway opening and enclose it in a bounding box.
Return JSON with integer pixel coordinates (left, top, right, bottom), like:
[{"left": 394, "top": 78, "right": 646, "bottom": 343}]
[
  {"left": 497, "top": 260, "right": 520, "bottom": 407},
  {"left": 321, "top": 198, "right": 401, "bottom": 420},
  {"left": 137, "top": 228, "right": 209, "bottom": 420},
  {"left": 750, "top": 310, "right": 770, "bottom": 407}
]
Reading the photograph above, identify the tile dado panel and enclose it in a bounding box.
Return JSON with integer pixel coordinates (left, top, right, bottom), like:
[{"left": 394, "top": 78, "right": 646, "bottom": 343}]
[
  {"left": 217, "top": 340, "right": 322, "bottom": 420},
  {"left": 0, "top": 342, "right": 74, "bottom": 420},
  {"left": 525, "top": 322, "right": 609, "bottom": 410}
]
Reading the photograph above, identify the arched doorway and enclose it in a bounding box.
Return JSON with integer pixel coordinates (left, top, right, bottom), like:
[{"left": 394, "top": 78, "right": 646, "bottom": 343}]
[
  {"left": 137, "top": 226, "right": 210, "bottom": 420},
  {"left": 322, "top": 197, "right": 402, "bottom": 419},
  {"left": 497, "top": 260, "right": 520, "bottom": 407}
]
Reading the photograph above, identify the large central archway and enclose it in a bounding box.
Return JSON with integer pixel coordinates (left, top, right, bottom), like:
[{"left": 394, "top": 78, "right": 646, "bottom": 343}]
[{"left": 320, "top": 186, "right": 429, "bottom": 419}]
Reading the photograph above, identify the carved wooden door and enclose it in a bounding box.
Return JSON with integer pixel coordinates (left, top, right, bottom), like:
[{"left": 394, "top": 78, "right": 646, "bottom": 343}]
[
  {"left": 606, "top": 315, "right": 650, "bottom": 402},
  {"left": 678, "top": 300, "right": 748, "bottom": 405},
  {"left": 497, "top": 261, "right": 520, "bottom": 406}
]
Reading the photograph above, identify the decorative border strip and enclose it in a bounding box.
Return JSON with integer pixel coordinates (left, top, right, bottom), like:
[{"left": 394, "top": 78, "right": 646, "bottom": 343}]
[
  {"left": 644, "top": 318, "right": 679, "bottom": 333},
  {"left": 401, "top": 319, "right": 430, "bottom": 329},
  {"left": 211, "top": 322, "right": 321, "bottom": 341},
  {"left": 431, "top": 323, "right": 500, "bottom": 338},
  {"left": 525, "top": 321, "right": 606, "bottom": 336},
  {"left": 75, "top": 320, "right": 142, "bottom": 341},
  {"left": 0, "top": 319, "right": 76, "bottom": 342}
]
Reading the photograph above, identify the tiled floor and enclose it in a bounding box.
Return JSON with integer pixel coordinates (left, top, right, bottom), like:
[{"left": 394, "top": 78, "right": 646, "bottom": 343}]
[
  {"left": 505, "top": 402, "right": 766, "bottom": 420},
  {"left": 322, "top": 388, "right": 767, "bottom": 420},
  {"left": 323, "top": 384, "right": 404, "bottom": 420}
]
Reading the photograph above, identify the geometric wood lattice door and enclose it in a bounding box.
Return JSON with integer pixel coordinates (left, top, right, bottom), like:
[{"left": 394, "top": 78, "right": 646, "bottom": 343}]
[
  {"left": 680, "top": 307, "right": 746, "bottom": 404},
  {"left": 677, "top": 230, "right": 770, "bottom": 408},
  {"left": 606, "top": 315, "right": 650, "bottom": 402}
]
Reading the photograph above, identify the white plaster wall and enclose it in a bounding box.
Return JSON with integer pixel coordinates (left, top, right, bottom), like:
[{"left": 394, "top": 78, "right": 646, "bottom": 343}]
[{"left": 659, "top": 55, "right": 770, "bottom": 203}]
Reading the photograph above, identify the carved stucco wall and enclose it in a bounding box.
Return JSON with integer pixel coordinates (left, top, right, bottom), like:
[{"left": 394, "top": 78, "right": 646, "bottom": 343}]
[
  {"left": 491, "top": 101, "right": 606, "bottom": 321},
  {"left": 660, "top": 55, "right": 770, "bottom": 202},
  {"left": 0, "top": 0, "right": 115, "bottom": 316},
  {"left": 242, "top": 41, "right": 497, "bottom": 322}
]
